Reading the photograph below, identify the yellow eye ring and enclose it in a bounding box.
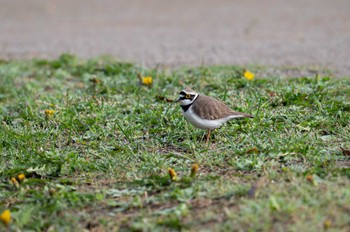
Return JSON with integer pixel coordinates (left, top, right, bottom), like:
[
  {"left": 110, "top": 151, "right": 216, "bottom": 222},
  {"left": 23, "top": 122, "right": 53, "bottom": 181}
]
[{"left": 185, "top": 94, "right": 191, "bottom": 99}]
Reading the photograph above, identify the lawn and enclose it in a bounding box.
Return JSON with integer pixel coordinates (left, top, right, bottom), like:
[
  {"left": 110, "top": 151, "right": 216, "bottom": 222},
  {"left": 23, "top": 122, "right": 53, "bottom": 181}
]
[{"left": 0, "top": 54, "right": 349, "bottom": 231}]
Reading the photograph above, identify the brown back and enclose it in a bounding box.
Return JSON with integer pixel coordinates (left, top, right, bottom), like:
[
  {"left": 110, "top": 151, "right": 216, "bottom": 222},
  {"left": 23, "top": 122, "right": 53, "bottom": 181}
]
[{"left": 191, "top": 94, "right": 253, "bottom": 120}]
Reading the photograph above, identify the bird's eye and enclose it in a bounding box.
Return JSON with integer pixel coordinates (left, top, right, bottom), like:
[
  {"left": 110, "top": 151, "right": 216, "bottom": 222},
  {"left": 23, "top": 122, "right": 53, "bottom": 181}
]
[{"left": 185, "top": 94, "right": 191, "bottom": 99}]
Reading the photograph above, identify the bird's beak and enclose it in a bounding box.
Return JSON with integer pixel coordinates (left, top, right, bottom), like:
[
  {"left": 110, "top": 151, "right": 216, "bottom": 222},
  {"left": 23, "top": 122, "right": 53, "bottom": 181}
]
[{"left": 173, "top": 98, "right": 180, "bottom": 103}]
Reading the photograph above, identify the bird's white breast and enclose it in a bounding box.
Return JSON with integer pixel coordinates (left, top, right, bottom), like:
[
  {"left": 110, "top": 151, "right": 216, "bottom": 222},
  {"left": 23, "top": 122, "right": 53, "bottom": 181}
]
[{"left": 183, "top": 107, "right": 238, "bottom": 130}]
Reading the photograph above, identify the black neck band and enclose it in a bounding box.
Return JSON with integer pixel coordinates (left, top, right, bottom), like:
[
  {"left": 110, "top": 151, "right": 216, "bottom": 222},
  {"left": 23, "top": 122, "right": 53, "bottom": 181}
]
[{"left": 181, "top": 103, "right": 192, "bottom": 112}]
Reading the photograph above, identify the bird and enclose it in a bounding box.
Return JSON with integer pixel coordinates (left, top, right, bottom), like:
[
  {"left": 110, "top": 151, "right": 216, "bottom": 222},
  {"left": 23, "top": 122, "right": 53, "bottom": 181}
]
[{"left": 175, "top": 87, "right": 253, "bottom": 144}]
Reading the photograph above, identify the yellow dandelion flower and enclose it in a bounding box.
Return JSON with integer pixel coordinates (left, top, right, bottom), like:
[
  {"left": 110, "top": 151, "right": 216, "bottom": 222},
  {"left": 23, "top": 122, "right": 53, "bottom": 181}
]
[
  {"left": 243, "top": 69, "right": 255, "bottom": 81},
  {"left": 323, "top": 219, "right": 332, "bottom": 229},
  {"left": 142, "top": 76, "right": 153, "bottom": 85},
  {"left": 18, "top": 173, "right": 26, "bottom": 181},
  {"left": 190, "top": 164, "right": 199, "bottom": 177},
  {"left": 138, "top": 73, "right": 153, "bottom": 86},
  {"left": 10, "top": 177, "right": 19, "bottom": 188},
  {"left": 306, "top": 175, "right": 313, "bottom": 182},
  {"left": 0, "top": 209, "right": 11, "bottom": 226},
  {"left": 306, "top": 174, "right": 318, "bottom": 186},
  {"left": 168, "top": 168, "right": 177, "bottom": 181},
  {"left": 44, "top": 109, "right": 55, "bottom": 119}
]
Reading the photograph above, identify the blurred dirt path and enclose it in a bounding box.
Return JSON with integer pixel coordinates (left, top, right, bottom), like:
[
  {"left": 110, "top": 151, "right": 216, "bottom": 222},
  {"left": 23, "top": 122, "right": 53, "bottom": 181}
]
[{"left": 0, "top": 0, "right": 349, "bottom": 76}]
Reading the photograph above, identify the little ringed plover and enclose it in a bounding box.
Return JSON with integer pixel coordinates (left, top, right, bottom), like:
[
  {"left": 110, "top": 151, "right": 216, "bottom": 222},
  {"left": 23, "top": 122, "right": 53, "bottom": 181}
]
[{"left": 175, "top": 87, "right": 253, "bottom": 144}]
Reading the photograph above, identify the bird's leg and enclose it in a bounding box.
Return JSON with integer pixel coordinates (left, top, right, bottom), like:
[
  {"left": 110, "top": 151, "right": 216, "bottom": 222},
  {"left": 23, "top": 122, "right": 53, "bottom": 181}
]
[{"left": 205, "top": 129, "right": 211, "bottom": 145}]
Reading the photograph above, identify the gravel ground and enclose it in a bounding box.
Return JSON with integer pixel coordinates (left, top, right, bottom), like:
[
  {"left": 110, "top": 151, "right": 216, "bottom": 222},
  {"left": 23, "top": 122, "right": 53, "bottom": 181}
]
[{"left": 1, "top": 0, "right": 349, "bottom": 76}]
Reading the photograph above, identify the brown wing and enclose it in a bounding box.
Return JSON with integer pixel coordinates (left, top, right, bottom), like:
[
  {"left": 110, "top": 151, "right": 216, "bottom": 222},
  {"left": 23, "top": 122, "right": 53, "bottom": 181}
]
[{"left": 191, "top": 95, "right": 253, "bottom": 120}]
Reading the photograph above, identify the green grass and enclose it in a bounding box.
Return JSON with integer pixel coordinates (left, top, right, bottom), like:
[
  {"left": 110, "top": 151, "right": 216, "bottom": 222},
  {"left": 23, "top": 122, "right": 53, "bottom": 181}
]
[{"left": 0, "top": 54, "right": 349, "bottom": 231}]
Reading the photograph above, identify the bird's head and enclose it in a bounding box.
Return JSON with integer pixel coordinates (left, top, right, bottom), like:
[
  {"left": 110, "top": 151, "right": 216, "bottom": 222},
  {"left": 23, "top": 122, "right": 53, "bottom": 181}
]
[{"left": 174, "top": 87, "right": 199, "bottom": 106}]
